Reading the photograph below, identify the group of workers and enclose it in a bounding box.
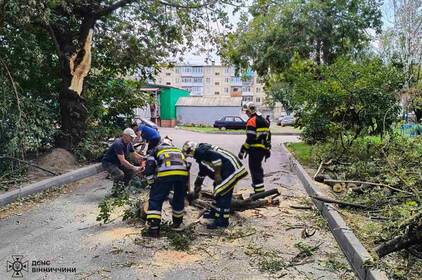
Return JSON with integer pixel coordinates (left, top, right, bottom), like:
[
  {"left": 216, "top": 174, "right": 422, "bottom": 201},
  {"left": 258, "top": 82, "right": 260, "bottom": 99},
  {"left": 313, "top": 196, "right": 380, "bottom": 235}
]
[{"left": 101, "top": 102, "right": 272, "bottom": 237}]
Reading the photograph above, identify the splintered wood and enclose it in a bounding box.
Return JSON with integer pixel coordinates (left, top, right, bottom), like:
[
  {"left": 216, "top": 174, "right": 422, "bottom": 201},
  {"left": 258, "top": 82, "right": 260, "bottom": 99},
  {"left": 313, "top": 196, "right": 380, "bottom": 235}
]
[{"left": 69, "top": 28, "right": 93, "bottom": 95}]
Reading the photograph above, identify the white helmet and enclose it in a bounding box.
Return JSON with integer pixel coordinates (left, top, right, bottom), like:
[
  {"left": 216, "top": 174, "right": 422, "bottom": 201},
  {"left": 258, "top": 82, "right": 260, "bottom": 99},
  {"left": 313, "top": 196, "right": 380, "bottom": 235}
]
[
  {"left": 242, "top": 101, "right": 256, "bottom": 114},
  {"left": 162, "top": 136, "right": 173, "bottom": 145},
  {"left": 182, "top": 141, "right": 198, "bottom": 157}
]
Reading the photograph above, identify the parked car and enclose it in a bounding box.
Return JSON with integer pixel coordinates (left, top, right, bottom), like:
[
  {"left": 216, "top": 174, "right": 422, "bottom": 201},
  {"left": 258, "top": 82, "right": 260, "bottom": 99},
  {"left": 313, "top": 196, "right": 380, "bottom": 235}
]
[
  {"left": 277, "top": 115, "right": 297, "bottom": 126},
  {"left": 213, "top": 116, "right": 246, "bottom": 130}
]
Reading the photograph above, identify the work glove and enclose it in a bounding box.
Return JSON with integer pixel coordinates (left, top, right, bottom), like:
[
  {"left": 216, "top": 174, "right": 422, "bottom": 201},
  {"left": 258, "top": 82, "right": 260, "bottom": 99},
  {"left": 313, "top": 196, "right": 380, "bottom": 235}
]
[
  {"left": 214, "top": 174, "right": 223, "bottom": 185},
  {"left": 265, "top": 150, "right": 271, "bottom": 161},
  {"left": 194, "top": 176, "right": 204, "bottom": 194},
  {"left": 238, "top": 146, "right": 247, "bottom": 159},
  {"left": 145, "top": 175, "right": 155, "bottom": 185}
]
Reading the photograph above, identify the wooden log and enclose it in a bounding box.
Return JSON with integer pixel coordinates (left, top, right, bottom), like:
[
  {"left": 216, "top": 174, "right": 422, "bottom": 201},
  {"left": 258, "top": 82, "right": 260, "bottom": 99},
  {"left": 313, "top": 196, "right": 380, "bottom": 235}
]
[
  {"left": 375, "top": 225, "right": 422, "bottom": 258},
  {"left": 192, "top": 198, "right": 279, "bottom": 212}
]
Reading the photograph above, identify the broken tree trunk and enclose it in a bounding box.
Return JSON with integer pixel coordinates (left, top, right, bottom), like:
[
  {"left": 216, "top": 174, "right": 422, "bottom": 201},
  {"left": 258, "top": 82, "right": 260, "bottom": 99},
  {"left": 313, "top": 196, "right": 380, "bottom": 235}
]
[
  {"left": 56, "top": 28, "right": 94, "bottom": 150},
  {"left": 375, "top": 225, "right": 422, "bottom": 258}
]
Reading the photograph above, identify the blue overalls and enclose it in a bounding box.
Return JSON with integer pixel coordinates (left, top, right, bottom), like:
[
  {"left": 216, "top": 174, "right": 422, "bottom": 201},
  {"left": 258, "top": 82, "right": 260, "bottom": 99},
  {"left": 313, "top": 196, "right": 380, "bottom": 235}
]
[
  {"left": 145, "top": 144, "right": 188, "bottom": 234},
  {"left": 194, "top": 143, "right": 248, "bottom": 228}
]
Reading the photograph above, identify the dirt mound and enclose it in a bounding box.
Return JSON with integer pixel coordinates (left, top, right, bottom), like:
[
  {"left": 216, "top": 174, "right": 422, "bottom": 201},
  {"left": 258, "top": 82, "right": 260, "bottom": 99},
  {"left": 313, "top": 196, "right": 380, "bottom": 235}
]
[{"left": 28, "top": 148, "right": 79, "bottom": 179}]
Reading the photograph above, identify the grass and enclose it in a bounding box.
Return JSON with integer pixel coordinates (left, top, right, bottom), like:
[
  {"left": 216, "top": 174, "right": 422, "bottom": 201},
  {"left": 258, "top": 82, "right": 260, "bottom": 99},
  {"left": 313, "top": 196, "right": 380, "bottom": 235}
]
[
  {"left": 178, "top": 125, "right": 241, "bottom": 133},
  {"left": 285, "top": 142, "right": 313, "bottom": 166},
  {"left": 178, "top": 124, "right": 301, "bottom": 134}
]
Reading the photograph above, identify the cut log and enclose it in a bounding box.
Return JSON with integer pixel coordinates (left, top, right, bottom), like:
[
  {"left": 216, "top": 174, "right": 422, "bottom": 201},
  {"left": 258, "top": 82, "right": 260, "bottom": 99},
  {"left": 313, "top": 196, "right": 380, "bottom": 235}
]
[
  {"left": 192, "top": 198, "right": 279, "bottom": 213},
  {"left": 332, "top": 183, "right": 345, "bottom": 193}
]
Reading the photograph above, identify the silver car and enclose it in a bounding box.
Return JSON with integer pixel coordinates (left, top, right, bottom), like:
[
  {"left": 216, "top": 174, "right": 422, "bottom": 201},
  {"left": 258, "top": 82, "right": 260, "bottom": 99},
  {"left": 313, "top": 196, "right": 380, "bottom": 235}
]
[{"left": 277, "top": 115, "right": 296, "bottom": 126}]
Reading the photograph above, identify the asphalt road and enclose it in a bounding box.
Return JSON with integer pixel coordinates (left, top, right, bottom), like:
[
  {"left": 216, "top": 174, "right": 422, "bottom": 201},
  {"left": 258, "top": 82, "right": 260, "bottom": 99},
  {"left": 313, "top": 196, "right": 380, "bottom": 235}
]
[{"left": 0, "top": 129, "right": 353, "bottom": 280}]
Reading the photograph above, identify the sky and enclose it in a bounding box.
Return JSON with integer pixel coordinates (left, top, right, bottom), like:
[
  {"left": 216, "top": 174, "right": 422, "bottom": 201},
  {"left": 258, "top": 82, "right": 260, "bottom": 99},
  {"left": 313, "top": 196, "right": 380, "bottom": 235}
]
[{"left": 180, "top": 0, "right": 397, "bottom": 65}]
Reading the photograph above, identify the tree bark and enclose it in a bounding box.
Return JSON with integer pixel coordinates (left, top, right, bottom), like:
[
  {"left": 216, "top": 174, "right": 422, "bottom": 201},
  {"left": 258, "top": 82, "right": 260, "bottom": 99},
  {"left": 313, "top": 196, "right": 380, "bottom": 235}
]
[
  {"left": 375, "top": 225, "right": 422, "bottom": 258},
  {"left": 55, "top": 26, "right": 94, "bottom": 150}
]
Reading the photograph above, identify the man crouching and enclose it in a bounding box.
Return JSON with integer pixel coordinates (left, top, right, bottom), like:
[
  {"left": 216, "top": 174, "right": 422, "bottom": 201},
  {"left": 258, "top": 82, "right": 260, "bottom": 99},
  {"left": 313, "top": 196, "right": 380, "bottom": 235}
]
[{"left": 182, "top": 141, "right": 248, "bottom": 229}]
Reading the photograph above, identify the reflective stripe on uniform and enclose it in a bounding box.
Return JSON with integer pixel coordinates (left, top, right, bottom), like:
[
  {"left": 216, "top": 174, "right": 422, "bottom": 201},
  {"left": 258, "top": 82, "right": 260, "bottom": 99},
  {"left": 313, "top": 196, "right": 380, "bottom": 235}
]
[
  {"left": 250, "top": 144, "right": 267, "bottom": 149},
  {"left": 256, "top": 128, "right": 270, "bottom": 132},
  {"left": 214, "top": 167, "right": 248, "bottom": 196},
  {"left": 217, "top": 148, "right": 242, "bottom": 169},
  {"left": 147, "top": 210, "right": 161, "bottom": 215},
  {"left": 157, "top": 148, "right": 182, "bottom": 157},
  {"left": 157, "top": 170, "right": 189, "bottom": 177},
  {"left": 146, "top": 214, "right": 161, "bottom": 220},
  {"left": 212, "top": 159, "right": 222, "bottom": 166},
  {"left": 246, "top": 129, "right": 256, "bottom": 135}
]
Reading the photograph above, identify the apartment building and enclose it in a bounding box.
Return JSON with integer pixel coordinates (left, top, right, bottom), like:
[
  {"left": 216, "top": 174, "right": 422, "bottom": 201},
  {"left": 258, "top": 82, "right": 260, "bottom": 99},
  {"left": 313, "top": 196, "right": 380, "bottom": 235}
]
[{"left": 153, "top": 64, "right": 267, "bottom": 107}]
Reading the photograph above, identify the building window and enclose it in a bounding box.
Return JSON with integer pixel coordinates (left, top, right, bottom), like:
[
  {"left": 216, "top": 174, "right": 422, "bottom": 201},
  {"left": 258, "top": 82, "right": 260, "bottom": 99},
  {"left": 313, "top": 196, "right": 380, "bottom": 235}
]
[
  {"left": 166, "top": 82, "right": 171, "bottom": 85},
  {"left": 206, "top": 78, "right": 210, "bottom": 83},
  {"left": 192, "top": 67, "right": 203, "bottom": 73},
  {"left": 215, "top": 82, "right": 220, "bottom": 86},
  {"left": 256, "top": 87, "right": 261, "bottom": 93},
  {"left": 256, "top": 97, "right": 261, "bottom": 103},
  {"left": 233, "top": 87, "right": 238, "bottom": 92},
  {"left": 193, "top": 77, "right": 203, "bottom": 83},
  {"left": 215, "top": 91, "right": 220, "bottom": 95},
  {"left": 181, "top": 77, "right": 192, "bottom": 83},
  {"left": 224, "top": 88, "right": 229, "bottom": 93},
  {"left": 176, "top": 78, "right": 180, "bottom": 83},
  {"left": 224, "top": 67, "right": 230, "bottom": 73},
  {"left": 215, "top": 72, "right": 220, "bottom": 76},
  {"left": 166, "top": 73, "right": 171, "bottom": 76},
  {"left": 242, "top": 96, "right": 253, "bottom": 102},
  {"left": 225, "top": 78, "right": 229, "bottom": 83},
  {"left": 175, "top": 67, "right": 180, "bottom": 73}
]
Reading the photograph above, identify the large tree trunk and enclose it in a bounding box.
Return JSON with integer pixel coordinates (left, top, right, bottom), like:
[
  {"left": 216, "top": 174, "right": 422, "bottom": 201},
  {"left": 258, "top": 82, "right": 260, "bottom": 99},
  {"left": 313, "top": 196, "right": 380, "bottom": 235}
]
[{"left": 55, "top": 29, "right": 93, "bottom": 150}]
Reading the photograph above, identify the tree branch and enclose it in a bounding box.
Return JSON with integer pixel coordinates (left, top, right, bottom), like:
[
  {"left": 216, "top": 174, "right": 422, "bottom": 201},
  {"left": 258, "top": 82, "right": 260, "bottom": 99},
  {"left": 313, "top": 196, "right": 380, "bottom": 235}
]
[{"left": 95, "top": 0, "right": 137, "bottom": 18}]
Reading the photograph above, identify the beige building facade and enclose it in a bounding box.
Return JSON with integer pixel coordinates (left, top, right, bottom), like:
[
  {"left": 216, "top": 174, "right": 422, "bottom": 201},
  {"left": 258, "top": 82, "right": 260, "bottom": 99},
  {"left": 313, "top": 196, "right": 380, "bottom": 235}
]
[{"left": 153, "top": 64, "right": 267, "bottom": 106}]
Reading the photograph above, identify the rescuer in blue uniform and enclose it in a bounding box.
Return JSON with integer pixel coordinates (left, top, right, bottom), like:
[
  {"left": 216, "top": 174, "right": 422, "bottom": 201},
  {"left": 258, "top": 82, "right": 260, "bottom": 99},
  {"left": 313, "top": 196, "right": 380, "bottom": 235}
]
[
  {"left": 136, "top": 124, "right": 161, "bottom": 154},
  {"left": 144, "top": 138, "right": 189, "bottom": 237},
  {"left": 182, "top": 141, "right": 248, "bottom": 229}
]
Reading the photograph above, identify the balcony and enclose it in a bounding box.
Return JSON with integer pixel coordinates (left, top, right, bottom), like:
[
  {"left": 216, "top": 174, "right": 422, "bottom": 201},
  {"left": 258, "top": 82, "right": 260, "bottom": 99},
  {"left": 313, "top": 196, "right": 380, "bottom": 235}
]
[{"left": 230, "top": 77, "right": 242, "bottom": 86}]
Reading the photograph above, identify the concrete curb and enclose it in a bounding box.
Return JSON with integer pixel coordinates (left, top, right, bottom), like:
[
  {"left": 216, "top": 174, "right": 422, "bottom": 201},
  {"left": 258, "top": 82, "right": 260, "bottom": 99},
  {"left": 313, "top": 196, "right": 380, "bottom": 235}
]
[
  {"left": 175, "top": 127, "right": 301, "bottom": 136},
  {"left": 0, "top": 163, "right": 104, "bottom": 207},
  {"left": 281, "top": 144, "right": 388, "bottom": 280}
]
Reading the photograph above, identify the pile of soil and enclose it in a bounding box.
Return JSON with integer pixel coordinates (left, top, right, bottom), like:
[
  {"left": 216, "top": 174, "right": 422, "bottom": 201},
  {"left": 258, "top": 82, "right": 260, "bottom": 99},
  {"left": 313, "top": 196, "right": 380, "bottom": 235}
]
[{"left": 28, "top": 148, "right": 79, "bottom": 179}]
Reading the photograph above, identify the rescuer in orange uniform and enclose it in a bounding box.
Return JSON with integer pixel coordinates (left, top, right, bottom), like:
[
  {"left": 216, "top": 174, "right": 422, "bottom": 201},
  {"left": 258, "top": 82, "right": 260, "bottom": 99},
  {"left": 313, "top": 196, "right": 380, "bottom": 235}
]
[{"left": 238, "top": 102, "right": 271, "bottom": 193}]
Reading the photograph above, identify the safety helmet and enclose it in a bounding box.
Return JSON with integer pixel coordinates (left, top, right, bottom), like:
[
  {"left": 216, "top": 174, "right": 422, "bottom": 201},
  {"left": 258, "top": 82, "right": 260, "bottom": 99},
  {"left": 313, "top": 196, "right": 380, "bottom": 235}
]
[
  {"left": 242, "top": 101, "right": 256, "bottom": 114},
  {"left": 162, "top": 136, "right": 173, "bottom": 145},
  {"left": 182, "top": 141, "right": 198, "bottom": 157}
]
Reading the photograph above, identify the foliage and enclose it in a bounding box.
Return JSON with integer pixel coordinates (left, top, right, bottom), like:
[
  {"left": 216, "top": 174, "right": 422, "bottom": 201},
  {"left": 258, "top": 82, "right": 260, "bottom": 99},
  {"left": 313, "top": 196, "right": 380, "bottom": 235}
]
[
  {"left": 379, "top": 0, "right": 422, "bottom": 89},
  {"left": 1, "top": 0, "right": 241, "bottom": 150},
  {"left": 0, "top": 69, "right": 58, "bottom": 178},
  {"left": 73, "top": 126, "right": 121, "bottom": 162},
  {"left": 160, "top": 222, "right": 196, "bottom": 251},
  {"left": 221, "top": 0, "right": 382, "bottom": 77},
  {"left": 285, "top": 57, "right": 403, "bottom": 143},
  {"left": 407, "top": 87, "right": 422, "bottom": 122},
  {"left": 85, "top": 78, "right": 149, "bottom": 129}
]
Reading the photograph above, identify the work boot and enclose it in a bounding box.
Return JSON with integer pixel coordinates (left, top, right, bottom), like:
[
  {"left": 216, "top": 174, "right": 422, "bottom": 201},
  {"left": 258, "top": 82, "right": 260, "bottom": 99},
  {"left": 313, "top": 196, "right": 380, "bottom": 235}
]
[
  {"left": 144, "top": 219, "right": 160, "bottom": 238},
  {"left": 206, "top": 217, "right": 229, "bottom": 229},
  {"left": 202, "top": 208, "right": 216, "bottom": 219},
  {"left": 171, "top": 217, "right": 185, "bottom": 232}
]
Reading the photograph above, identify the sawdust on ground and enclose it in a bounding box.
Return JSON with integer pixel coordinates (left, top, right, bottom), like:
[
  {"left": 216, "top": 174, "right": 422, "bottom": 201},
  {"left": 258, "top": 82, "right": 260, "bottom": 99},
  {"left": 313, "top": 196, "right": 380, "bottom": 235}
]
[{"left": 152, "top": 250, "right": 202, "bottom": 268}]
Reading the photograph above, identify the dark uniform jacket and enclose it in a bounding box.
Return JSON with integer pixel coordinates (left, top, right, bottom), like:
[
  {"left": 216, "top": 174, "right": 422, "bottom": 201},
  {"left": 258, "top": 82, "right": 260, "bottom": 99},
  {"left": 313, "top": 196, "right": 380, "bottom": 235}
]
[
  {"left": 242, "top": 113, "right": 271, "bottom": 152},
  {"left": 194, "top": 143, "right": 247, "bottom": 196}
]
